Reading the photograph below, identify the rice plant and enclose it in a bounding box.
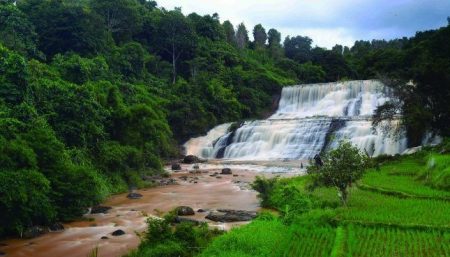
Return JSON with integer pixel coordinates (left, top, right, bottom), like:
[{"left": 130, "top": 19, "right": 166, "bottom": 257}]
[{"left": 347, "top": 224, "right": 450, "bottom": 257}]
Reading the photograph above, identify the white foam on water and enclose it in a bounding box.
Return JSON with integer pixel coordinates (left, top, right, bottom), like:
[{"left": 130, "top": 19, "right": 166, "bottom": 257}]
[{"left": 184, "top": 80, "right": 407, "bottom": 163}]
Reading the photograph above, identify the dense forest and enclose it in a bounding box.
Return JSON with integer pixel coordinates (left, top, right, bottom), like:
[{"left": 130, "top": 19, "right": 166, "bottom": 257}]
[{"left": 0, "top": 0, "right": 449, "bottom": 237}]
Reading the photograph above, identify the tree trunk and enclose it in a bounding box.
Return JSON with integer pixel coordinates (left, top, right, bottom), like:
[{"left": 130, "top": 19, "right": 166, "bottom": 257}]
[
  {"left": 172, "top": 43, "right": 176, "bottom": 84},
  {"left": 340, "top": 188, "right": 348, "bottom": 207}
]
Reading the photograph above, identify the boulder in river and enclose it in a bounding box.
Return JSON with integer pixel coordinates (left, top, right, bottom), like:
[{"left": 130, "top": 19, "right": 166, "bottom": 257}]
[
  {"left": 127, "top": 192, "right": 143, "bottom": 199},
  {"left": 101, "top": 236, "right": 109, "bottom": 240},
  {"left": 176, "top": 206, "right": 195, "bottom": 216},
  {"left": 48, "top": 223, "right": 65, "bottom": 231},
  {"left": 205, "top": 209, "right": 257, "bottom": 222},
  {"left": 221, "top": 168, "right": 232, "bottom": 175},
  {"left": 171, "top": 163, "right": 182, "bottom": 171},
  {"left": 111, "top": 229, "right": 125, "bottom": 236},
  {"left": 183, "top": 155, "right": 199, "bottom": 164},
  {"left": 91, "top": 205, "right": 112, "bottom": 214}
]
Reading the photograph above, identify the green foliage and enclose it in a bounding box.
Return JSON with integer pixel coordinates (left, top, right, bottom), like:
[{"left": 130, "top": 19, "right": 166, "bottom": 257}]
[
  {"left": 0, "top": 4, "right": 39, "bottom": 57},
  {"left": 251, "top": 176, "right": 278, "bottom": 207},
  {"left": 127, "top": 216, "right": 222, "bottom": 257},
  {"left": 199, "top": 219, "right": 289, "bottom": 257},
  {"left": 307, "top": 141, "right": 370, "bottom": 205},
  {"left": 418, "top": 154, "right": 450, "bottom": 191},
  {"left": 347, "top": 225, "right": 450, "bottom": 257},
  {"left": 0, "top": 170, "right": 55, "bottom": 236},
  {"left": 0, "top": 44, "right": 27, "bottom": 105}
]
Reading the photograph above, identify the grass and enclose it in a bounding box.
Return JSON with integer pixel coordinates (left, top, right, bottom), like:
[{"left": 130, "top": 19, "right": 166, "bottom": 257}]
[
  {"left": 418, "top": 154, "right": 450, "bottom": 191},
  {"left": 198, "top": 219, "right": 289, "bottom": 257},
  {"left": 281, "top": 224, "right": 336, "bottom": 257},
  {"left": 362, "top": 171, "right": 450, "bottom": 198},
  {"left": 361, "top": 155, "right": 450, "bottom": 199},
  {"left": 336, "top": 189, "right": 450, "bottom": 228},
  {"left": 346, "top": 224, "right": 450, "bottom": 257}
]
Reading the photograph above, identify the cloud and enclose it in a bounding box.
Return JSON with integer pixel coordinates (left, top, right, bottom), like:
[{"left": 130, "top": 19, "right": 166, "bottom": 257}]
[{"left": 156, "top": 0, "right": 450, "bottom": 48}]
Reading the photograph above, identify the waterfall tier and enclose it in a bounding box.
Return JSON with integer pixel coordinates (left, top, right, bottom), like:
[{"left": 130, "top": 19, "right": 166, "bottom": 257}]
[{"left": 184, "top": 80, "right": 407, "bottom": 160}]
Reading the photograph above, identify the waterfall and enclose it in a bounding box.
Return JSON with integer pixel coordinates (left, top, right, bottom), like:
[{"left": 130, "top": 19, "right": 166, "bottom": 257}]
[{"left": 184, "top": 80, "right": 407, "bottom": 160}]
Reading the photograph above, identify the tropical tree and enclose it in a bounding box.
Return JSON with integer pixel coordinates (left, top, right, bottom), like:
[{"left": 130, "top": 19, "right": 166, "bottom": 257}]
[
  {"left": 223, "top": 20, "right": 236, "bottom": 45},
  {"left": 307, "top": 141, "right": 369, "bottom": 206},
  {"left": 154, "top": 10, "right": 196, "bottom": 83},
  {"left": 0, "top": 3, "right": 38, "bottom": 57},
  {"left": 253, "top": 24, "right": 267, "bottom": 48},
  {"left": 236, "top": 22, "right": 249, "bottom": 49},
  {"left": 268, "top": 28, "right": 281, "bottom": 48},
  {"left": 284, "top": 35, "right": 313, "bottom": 63}
]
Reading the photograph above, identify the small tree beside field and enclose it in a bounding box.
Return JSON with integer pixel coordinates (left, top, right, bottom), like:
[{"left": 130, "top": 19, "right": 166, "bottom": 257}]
[{"left": 307, "top": 141, "right": 370, "bottom": 206}]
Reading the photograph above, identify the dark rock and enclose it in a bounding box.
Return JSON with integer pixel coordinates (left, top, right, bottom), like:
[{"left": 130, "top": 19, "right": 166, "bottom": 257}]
[
  {"left": 193, "top": 164, "right": 200, "bottom": 169},
  {"left": 183, "top": 155, "right": 199, "bottom": 164},
  {"left": 127, "top": 192, "right": 143, "bottom": 199},
  {"left": 0, "top": 243, "right": 8, "bottom": 247},
  {"left": 91, "top": 205, "right": 112, "bottom": 214},
  {"left": 221, "top": 168, "right": 232, "bottom": 175},
  {"left": 171, "top": 163, "right": 182, "bottom": 171},
  {"left": 23, "top": 226, "right": 46, "bottom": 239},
  {"left": 176, "top": 206, "right": 195, "bottom": 216},
  {"left": 206, "top": 209, "right": 257, "bottom": 222},
  {"left": 0, "top": 251, "right": 5, "bottom": 256},
  {"left": 48, "top": 222, "right": 64, "bottom": 231},
  {"left": 233, "top": 174, "right": 239, "bottom": 177},
  {"left": 216, "top": 176, "right": 222, "bottom": 179},
  {"left": 174, "top": 216, "right": 204, "bottom": 225},
  {"left": 101, "top": 236, "right": 109, "bottom": 240},
  {"left": 209, "top": 174, "right": 216, "bottom": 177},
  {"left": 111, "top": 229, "right": 125, "bottom": 236},
  {"left": 197, "top": 209, "right": 208, "bottom": 213}
]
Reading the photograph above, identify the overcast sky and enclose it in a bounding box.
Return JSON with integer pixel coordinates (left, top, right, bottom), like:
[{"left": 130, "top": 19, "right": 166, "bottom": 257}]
[{"left": 156, "top": 0, "right": 450, "bottom": 49}]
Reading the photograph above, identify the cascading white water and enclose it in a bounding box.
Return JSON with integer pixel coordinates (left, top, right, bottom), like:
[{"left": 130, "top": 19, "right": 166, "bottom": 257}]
[{"left": 184, "top": 80, "right": 407, "bottom": 160}]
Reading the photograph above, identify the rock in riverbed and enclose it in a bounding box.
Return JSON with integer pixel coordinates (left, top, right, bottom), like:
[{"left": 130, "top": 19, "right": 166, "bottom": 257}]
[
  {"left": 127, "top": 192, "right": 143, "bottom": 199},
  {"left": 91, "top": 205, "right": 112, "bottom": 214},
  {"left": 171, "top": 163, "right": 182, "bottom": 171},
  {"left": 221, "top": 168, "right": 232, "bottom": 175},
  {"left": 176, "top": 206, "right": 195, "bottom": 216},
  {"left": 206, "top": 209, "right": 257, "bottom": 222},
  {"left": 183, "top": 155, "right": 199, "bottom": 164},
  {"left": 111, "top": 230, "right": 125, "bottom": 236}
]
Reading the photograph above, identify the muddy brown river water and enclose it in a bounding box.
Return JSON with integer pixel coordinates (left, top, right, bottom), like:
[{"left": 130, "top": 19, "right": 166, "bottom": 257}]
[{"left": 0, "top": 163, "right": 300, "bottom": 257}]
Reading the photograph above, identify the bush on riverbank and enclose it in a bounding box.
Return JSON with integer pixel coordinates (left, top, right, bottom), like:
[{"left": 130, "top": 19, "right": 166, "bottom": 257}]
[{"left": 126, "top": 213, "right": 223, "bottom": 257}]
